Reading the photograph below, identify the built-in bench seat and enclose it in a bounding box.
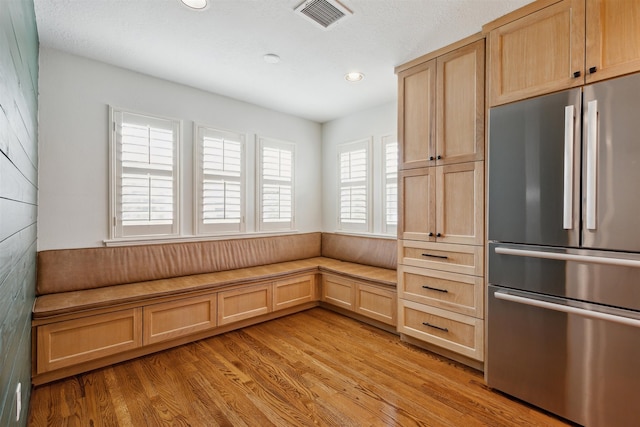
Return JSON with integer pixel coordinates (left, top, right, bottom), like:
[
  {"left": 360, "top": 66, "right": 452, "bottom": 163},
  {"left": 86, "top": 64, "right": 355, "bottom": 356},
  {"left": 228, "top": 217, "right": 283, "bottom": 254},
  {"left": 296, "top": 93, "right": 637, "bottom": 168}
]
[{"left": 32, "top": 232, "right": 397, "bottom": 385}]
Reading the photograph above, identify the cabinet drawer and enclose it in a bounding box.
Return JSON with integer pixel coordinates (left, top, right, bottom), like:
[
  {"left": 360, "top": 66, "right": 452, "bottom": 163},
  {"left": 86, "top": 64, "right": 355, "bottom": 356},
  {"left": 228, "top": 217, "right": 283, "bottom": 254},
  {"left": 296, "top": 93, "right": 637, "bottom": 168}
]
[
  {"left": 356, "top": 283, "right": 397, "bottom": 326},
  {"left": 37, "top": 309, "right": 142, "bottom": 374},
  {"left": 321, "top": 274, "right": 355, "bottom": 310},
  {"left": 218, "top": 283, "right": 272, "bottom": 326},
  {"left": 273, "top": 274, "right": 317, "bottom": 311},
  {"left": 398, "top": 299, "right": 483, "bottom": 361},
  {"left": 143, "top": 294, "right": 217, "bottom": 345},
  {"left": 400, "top": 240, "right": 483, "bottom": 276},
  {"left": 399, "top": 265, "right": 483, "bottom": 318}
]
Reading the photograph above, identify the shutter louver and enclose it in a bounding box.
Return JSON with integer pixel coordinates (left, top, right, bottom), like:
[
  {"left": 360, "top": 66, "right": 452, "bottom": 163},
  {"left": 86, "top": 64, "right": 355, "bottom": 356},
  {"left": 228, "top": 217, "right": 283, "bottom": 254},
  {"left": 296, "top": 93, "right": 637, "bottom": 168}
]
[
  {"left": 338, "top": 139, "right": 371, "bottom": 232},
  {"left": 384, "top": 139, "right": 398, "bottom": 231},
  {"left": 113, "top": 110, "right": 179, "bottom": 238},
  {"left": 259, "top": 138, "right": 295, "bottom": 231},
  {"left": 196, "top": 127, "right": 245, "bottom": 234}
]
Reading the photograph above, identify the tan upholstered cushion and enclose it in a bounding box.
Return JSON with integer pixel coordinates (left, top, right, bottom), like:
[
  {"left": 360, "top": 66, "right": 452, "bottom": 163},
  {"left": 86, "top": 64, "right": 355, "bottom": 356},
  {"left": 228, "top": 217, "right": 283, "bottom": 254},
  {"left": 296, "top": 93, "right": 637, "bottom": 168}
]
[
  {"left": 321, "top": 233, "right": 397, "bottom": 270},
  {"left": 37, "top": 233, "right": 321, "bottom": 295}
]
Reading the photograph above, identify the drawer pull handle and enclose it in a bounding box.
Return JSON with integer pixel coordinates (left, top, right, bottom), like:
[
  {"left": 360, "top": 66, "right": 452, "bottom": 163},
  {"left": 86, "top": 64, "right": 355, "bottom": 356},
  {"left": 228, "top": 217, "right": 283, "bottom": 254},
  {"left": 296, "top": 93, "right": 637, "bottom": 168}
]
[
  {"left": 421, "top": 253, "right": 448, "bottom": 259},
  {"left": 422, "top": 285, "right": 448, "bottom": 293},
  {"left": 422, "top": 322, "right": 449, "bottom": 332}
]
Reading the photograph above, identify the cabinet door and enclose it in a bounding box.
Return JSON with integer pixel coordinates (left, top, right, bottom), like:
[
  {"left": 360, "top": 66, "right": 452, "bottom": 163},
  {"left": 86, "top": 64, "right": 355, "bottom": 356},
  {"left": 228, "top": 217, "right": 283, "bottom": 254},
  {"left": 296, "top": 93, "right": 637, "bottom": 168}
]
[
  {"left": 398, "top": 60, "right": 436, "bottom": 169},
  {"left": 355, "top": 283, "right": 397, "bottom": 326},
  {"left": 321, "top": 274, "right": 355, "bottom": 310},
  {"left": 488, "top": 0, "right": 584, "bottom": 106},
  {"left": 37, "top": 309, "right": 142, "bottom": 374},
  {"left": 217, "top": 283, "right": 272, "bottom": 326},
  {"left": 143, "top": 294, "right": 217, "bottom": 345},
  {"left": 436, "top": 40, "right": 485, "bottom": 165},
  {"left": 436, "top": 161, "right": 484, "bottom": 245},
  {"left": 399, "top": 167, "right": 436, "bottom": 242},
  {"left": 273, "top": 274, "right": 317, "bottom": 311},
  {"left": 585, "top": 0, "right": 640, "bottom": 83}
]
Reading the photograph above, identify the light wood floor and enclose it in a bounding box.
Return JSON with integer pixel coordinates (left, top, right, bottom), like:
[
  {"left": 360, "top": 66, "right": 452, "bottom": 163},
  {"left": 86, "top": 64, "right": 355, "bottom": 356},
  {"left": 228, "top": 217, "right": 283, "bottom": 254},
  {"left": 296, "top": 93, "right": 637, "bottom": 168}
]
[{"left": 28, "top": 308, "right": 572, "bottom": 426}]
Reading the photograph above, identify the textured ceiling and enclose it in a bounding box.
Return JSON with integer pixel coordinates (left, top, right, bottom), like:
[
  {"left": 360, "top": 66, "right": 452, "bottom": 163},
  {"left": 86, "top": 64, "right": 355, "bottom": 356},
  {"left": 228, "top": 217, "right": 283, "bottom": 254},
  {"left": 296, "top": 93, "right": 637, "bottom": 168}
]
[{"left": 34, "top": 0, "right": 532, "bottom": 123}]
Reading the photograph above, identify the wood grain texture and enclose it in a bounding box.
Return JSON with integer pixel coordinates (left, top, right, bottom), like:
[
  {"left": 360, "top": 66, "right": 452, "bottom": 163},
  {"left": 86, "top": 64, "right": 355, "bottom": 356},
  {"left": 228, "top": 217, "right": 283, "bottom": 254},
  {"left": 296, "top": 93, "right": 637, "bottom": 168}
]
[
  {"left": 0, "top": 0, "right": 39, "bottom": 424},
  {"left": 28, "top": 308, "right": 572, "bottom": 427}
]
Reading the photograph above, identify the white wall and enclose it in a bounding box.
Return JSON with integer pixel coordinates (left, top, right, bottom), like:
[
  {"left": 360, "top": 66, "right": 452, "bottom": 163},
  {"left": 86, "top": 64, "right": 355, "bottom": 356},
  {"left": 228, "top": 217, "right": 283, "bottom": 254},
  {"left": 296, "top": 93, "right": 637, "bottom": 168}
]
[
  {"left": 321, "top": 101, "right": 397, "bottom": 235},
  {"left": 37, "top": 48, "right": 323, "bottom": 250}
]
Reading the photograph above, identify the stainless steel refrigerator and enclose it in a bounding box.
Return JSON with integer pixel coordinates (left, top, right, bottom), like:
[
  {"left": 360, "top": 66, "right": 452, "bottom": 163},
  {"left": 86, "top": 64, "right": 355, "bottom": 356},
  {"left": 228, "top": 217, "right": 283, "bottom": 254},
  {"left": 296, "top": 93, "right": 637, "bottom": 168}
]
[{"left": 487, "top": 72, "right": 640, "bottom": 427}]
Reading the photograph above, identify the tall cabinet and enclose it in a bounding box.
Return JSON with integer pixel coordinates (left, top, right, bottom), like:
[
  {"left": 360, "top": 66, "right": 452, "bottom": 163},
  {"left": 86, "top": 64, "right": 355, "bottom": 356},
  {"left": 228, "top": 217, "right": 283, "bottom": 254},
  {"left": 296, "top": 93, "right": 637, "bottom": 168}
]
[{"left": 395, "top": 34, "right": 486, "bottom": 368}]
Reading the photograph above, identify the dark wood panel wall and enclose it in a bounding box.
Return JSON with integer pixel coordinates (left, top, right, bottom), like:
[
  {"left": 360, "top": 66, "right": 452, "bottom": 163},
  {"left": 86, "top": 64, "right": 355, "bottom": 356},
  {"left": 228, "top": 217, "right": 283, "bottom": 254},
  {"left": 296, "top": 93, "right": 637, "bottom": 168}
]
[{"left": 0, "top": 0, "right": 39, "bottom": 424}]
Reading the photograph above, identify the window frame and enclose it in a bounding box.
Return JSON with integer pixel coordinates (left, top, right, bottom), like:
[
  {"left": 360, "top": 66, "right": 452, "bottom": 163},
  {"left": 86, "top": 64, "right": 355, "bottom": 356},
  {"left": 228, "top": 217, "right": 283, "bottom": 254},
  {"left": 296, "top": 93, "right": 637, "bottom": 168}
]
[
  {"left": 337, "top": 137, "right": 372, "bottom": 233},
  {"left": 109, "top": 107, "right": 181, "bottom": 239},
  {"left": 194, "top": 124, "right": 246, "bottom": 235},
  {"left": 256, "top": 136, "right": 296, "bottom": 232}
]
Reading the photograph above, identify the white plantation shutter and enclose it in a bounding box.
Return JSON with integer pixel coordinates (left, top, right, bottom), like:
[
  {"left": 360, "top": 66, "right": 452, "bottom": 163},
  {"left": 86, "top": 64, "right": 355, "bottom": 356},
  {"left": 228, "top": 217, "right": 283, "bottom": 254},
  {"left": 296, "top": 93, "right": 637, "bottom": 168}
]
[
  {"left": 338, "top": 139, "right": 371, "bottom": 232},
  {"left": 196, "top": 126, "right": 245, "bottom": 234},
  {"left": 258, "top": 137, "right": 295, "bottom": 231},
  {"left": 383, "top": 136, "right": 398, "bottom": 235},
  {"left": 111, "top": 110, "right": 180, "bottom": 238}
]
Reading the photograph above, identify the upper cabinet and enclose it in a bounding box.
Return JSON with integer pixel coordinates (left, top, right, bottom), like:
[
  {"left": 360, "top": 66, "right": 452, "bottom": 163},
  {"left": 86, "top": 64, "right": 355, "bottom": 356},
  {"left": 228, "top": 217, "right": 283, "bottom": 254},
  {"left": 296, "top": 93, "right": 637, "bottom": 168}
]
[
  {"left": 397, "top": 38, "right": 485, "bottom": 169},
  {"left": 485, "top": 0, "right": 640, "bottom": 106}
]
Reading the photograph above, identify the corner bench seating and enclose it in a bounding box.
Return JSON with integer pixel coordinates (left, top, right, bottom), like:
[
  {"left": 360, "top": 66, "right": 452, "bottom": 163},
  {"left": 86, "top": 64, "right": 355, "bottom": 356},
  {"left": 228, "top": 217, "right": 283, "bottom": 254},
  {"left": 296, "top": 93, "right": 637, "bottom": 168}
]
[{"left": 33, "top": 232, "right": 397, "bottom": 385}]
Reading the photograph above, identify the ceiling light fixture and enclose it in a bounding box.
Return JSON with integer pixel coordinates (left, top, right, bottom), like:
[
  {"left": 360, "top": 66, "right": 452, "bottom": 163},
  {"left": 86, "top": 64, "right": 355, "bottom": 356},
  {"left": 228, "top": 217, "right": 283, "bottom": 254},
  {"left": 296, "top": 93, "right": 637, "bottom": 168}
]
[
  {"left": 180, "top": 0, "right": 208, "bottom": 10},
  {"left": 345, "top": 72, "right": 364, "bottom": 82},
  {"left": 263, "top": 53, "right": 281, "bottom": 64}
]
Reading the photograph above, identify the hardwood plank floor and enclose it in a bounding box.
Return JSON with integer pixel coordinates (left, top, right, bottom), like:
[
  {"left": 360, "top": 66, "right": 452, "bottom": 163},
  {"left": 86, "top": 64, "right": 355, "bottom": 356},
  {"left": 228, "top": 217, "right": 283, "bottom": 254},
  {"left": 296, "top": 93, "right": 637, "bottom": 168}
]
[{"left": 28, "top": 308, "right": 573, "bottom": 426}]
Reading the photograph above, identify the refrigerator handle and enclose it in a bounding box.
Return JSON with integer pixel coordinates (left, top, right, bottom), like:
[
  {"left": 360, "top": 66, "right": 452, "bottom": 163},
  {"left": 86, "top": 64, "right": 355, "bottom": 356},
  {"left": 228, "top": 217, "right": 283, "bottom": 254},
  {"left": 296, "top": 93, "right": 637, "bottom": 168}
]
[
  {"left": 563, "top": 105, "right": 575, "bottom": 229},
  {"left": 586, "top": 100, "right": 598, "bottom": 230},
  {"left": 494, "top": 291, "right": 640, "bottom": 329}
]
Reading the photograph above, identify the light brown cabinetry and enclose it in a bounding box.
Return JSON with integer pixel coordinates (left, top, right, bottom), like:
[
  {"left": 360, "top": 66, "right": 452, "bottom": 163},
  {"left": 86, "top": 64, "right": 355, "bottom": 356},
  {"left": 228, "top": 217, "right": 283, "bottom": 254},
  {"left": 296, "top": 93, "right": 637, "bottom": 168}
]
[
  {"left": 399, "top": 162, "right": 483, "bottom": 245},
  {"left": 143, "top": 295, "right": 217, "bottom": 345},
  {"left": 218, "top": 283, "right": 272, "bottom": 326},
  {"left": 396, "top": 34, "right": 486, "bottom": 366},
  {"left": 273, "top": 274, "right": 318, "bottom": 311},
  {"left": 36, "top": 309, "right": 142, "bottom": 374},
  {"left": 398, "top": 39, "right": 484, "bottom": 169},
  {"left": 322, "top": 273, "right": 396, "bottom": 327},
  {"left": 486, "top": 0, "right": 640, "bottom": 106}
]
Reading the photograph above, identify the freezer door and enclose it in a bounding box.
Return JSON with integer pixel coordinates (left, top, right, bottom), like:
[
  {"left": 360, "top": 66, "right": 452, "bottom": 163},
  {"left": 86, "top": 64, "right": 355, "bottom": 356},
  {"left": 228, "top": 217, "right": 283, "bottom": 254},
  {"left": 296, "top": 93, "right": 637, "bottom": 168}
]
[
  {"left": 487, "top": 285, "right": 640, "bottom": 427},
  {"left": 488, "top": 89, "right": 581, "bottom": 247},
  {"left": 582, "top": 72, "right": 640, "bottom": 252}
]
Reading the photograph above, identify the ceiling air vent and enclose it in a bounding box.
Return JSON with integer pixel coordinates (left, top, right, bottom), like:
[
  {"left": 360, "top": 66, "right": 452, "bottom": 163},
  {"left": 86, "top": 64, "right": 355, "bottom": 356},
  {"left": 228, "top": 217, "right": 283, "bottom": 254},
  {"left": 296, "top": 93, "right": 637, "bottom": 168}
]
[{"left": 295, "top": 0, "right": 353, "bottom": 30}]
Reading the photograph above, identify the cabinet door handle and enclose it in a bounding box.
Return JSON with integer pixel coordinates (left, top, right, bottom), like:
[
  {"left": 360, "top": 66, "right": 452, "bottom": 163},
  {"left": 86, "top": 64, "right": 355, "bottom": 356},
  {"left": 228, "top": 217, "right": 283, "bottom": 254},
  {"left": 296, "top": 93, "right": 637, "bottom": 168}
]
[
  {"left": 429, "top": 156, "right": 435, "bottom": 161},
  {"left": 589, "top": 66, "right": 597, "bottom": 74},
  {"left": 573, "top": 71, "right": 581, "bottom": 78},
  {"left": 428, "top": 232, "right": 434, "bottom": 237},
  {"left": 436, "top": 155, "right": 442, "bottom": 160},
  {"left": 422, "top": 322, "right": 449, "bottom": 332},
  {"left": 422, "top": 285, "right": 448, "bottom": 293},
  {"left": 421, "top": 253, "right": 448, "bottom": 259},
  {"left": 436, "top": 232, "right": 442, "bottom": 237}
]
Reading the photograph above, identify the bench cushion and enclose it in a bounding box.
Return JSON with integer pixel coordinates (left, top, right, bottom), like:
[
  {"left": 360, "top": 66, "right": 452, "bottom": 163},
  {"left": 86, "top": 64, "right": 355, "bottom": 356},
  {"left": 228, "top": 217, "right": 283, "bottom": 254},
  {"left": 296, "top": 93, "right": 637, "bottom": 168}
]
[
  {"left": 321, "top": 233, "right": 397, "bottom": 270},
  {"left": 37, "top": 233, "right": 322, "bottom": 295}
]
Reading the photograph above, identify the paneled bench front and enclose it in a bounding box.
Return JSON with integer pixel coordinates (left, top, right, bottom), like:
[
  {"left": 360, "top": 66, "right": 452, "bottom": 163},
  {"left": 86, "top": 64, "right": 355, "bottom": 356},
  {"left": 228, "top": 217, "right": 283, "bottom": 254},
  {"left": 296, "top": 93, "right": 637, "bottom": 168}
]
[{"left": 33, "top": 233, "right": 397, "bottom": 385}]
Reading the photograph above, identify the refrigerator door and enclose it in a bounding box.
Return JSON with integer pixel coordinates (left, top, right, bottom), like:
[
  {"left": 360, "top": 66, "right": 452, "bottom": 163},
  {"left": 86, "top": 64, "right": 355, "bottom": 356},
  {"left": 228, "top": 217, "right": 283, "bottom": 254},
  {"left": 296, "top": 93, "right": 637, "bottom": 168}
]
[
  {"left": 582, "top": 72, "right": 640, "bottom": 252},
  {"left": 488, "top": 89, "right": 581, "bottom": 247},
  {"left": 487, "top": 285, "right": 640, "bottom": 427}
]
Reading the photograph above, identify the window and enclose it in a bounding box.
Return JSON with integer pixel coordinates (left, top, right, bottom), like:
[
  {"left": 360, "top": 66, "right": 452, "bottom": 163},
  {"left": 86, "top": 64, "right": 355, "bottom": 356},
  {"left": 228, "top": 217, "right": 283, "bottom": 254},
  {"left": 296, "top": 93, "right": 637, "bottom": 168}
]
[
  {"left": 382, "top": 135, "right": 398, "bottom": 235},
  {"left": 338, "top": 138, "right": 371, "bottom": 232},
  {"left": 257, "top": 137, "right": 295, "bottom": 231},
  {"left": 195, "top": 125, "right": 245, "bottom": 234},
  {"left": 110, "top": 109, "right": 180, "bottom": 238}
]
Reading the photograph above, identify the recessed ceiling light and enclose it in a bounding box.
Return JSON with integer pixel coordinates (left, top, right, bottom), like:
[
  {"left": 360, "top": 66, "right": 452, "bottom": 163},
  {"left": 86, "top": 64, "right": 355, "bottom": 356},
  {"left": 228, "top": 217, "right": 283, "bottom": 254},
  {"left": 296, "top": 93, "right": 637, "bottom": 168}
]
[
  {"left": 180, "top": 0, "right": 208, "bottom": 10},
  {"left": 263, "top": 53, "right": 281, "bottom": 64},
  {"left": 345, "top": 72, "right": 364, "bottom": 82}
]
